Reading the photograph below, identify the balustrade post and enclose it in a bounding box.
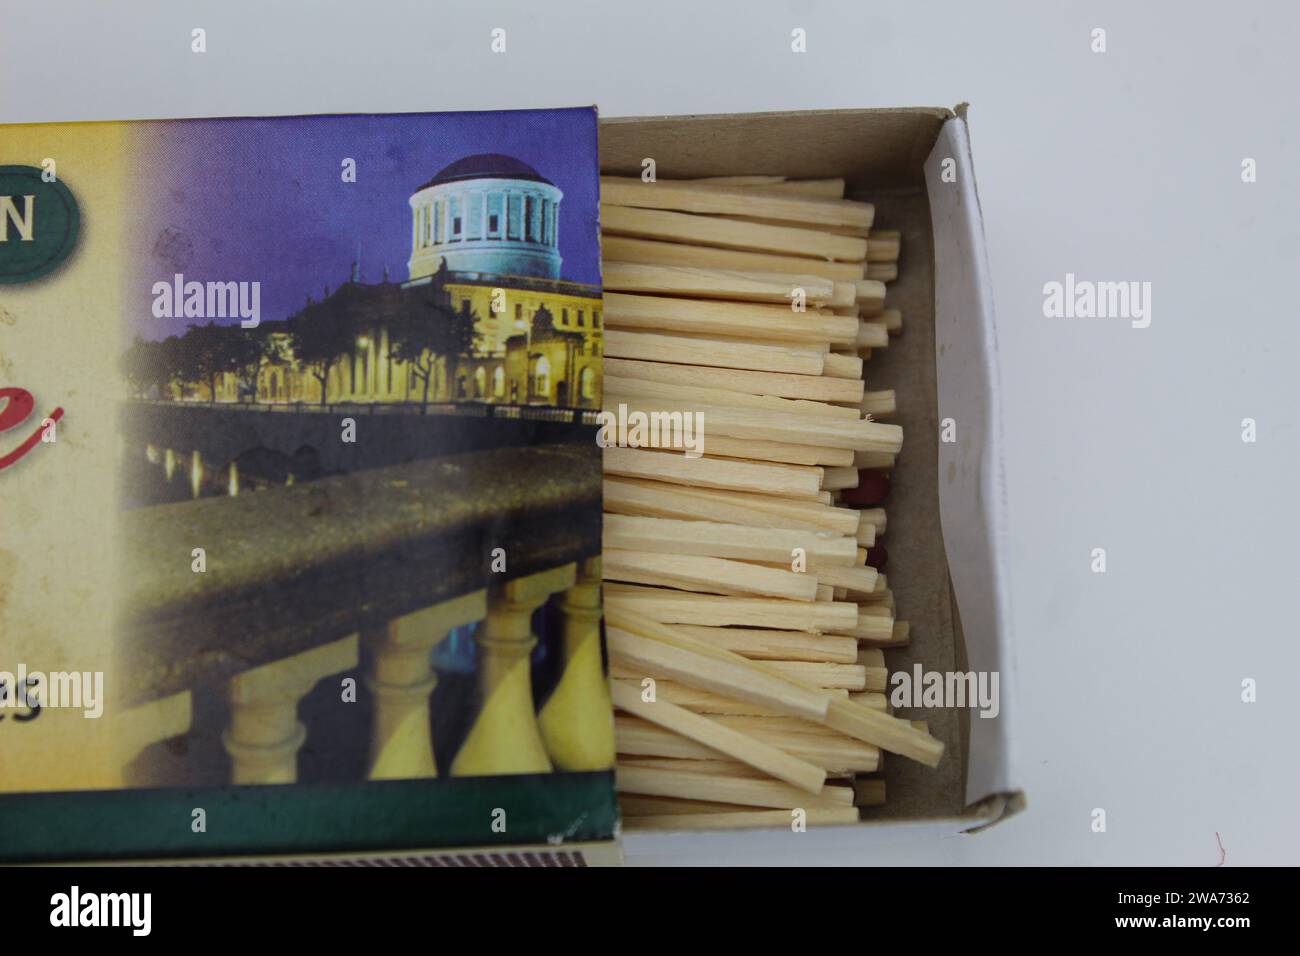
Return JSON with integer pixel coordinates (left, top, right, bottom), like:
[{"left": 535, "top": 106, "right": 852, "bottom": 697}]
[
  {"left": 222, "top": 634, "right": 358, "bottom": 784},
  {"left": 538, "top": 557, "right": 613, "bottom": 770},
  {"left": 363, "top": 589, "right": 485, "bottom": 780},
  {"left": 450, "top": 564, "right": 576, "bottom": 777}
]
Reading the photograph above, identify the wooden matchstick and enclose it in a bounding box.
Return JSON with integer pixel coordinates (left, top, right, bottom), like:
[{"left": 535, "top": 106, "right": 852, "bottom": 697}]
[
  {"left": 616, "top": 735, "right": 874, "bottom": 777},
  {"left": 615, "top": 715, "right": 721, "bottom": 760},
  {"left": 689, "top": 175, "right": 787, "bottom": 186},
  {"left": 848, "top": 692, "right": 890, "bottom": 712},
  {"left": 601, "top": 176, "right": 874, "bottom": 230},
  {"left": 809, "top": 564, "right": 879, "bottom": 596},
  {"left": 606, "top": 375, "right": 860, "bottom": 421},
  {"left": 860, "top": 662, "right": 888, "bottom": 693},
  {"left": 607, "top": 610, "right": 943, "bottom": 765},
  {"left": 866, "top": 230, "right": 900, "bottom": 262},
  {"left": 711, "top": 713, "right": 856, "bottom": 738},
  {"left": 601, "top": 236, "right": 866, "bottom": 282},
  {"left": 605, "top": 398, "right": 903, "bottom": 453},
  {"left": 846, "top": 611, "right": 895, "bottom": 644},
  {"left": 860, "top": 390, "right": 897, "bottom": 418},
  {"left": 622, "top": 808, "right": 861, "bottom": 830},
  {"left": 603, "top": 447, "right": 824, "bottom": 499},
  {"left": 607, "top": 584, "right": 860, "bottom": 634},
  {"left": 710, "top": 213, "right": 869, "bottom": 238},
  {"left": 595, "top": 174, "right": 944, "bottom": 828},
  {"left": 615, "top": 764, "right": 857, "bottom": 809},
  {"left": 597, "top": 425, "right": 841, "bottom": 464},
  {"left": 856, "top": 508, "right": 887, "bottom": 534},
  {"left": 857, "top": 321, "right": 890, "bottom": 350},
  {"left": 853, "top": 451, "right": 896, "bottom": 471},
  {"left": 617, "top": 757, "right": 770, "bottom": 779},
  {"left": 697, "top": 434, "right": 855, "bottom": 467},
  {"left": 821, "top": 466, "right": 860, "bottom": 491},
  {"left": 605, "top": 625, "right": 832, "bottom": 721},
  {"left": 604, "top": 357, "right": 863, "bottom": 404},
  {"left": 612, "top": 679, "right": 848, "bottom": 719},
  {"left": 855, "top": 279, "right": 887, "bottom": 313},
  {"left": 604, "top": 329, "right": 825, "bottom": 375},
  {"left": 822, "top": 353, "right": 865, "bottom": 380},
  {"left": 758, "top": 661, "right": 869, "bottom": 691},
  {"left": 603, "top": 514, "right": 859, "bottom": 566},
  {"left": 667, "top": 625, "right": 860, "bottom": 664},
  {"left": 738, "top": 178, "right": 846, "bottom": 198},
  {"left": 857, "top": 648, "right": 886, "bottom": 668},
  {"left": 603, "top": 548, "right": 821, "bottom": 601},
  {"left": 707, "top": 724, "right": 881, "bottom": 773},
  {"left": 609, "top": 680, "right": 827, "bottom": 793},
  {"left": 603, "top": 263, "right": 842, "bottom": 306},
  {"left": 601, "top": 204, "right": 868, "bottom": 261},
  {"left": 602, "top": 302, "right": 857, "bottom": 348},
  {"left": 604, "top": 478, "right": 862, "bottom": 536}
]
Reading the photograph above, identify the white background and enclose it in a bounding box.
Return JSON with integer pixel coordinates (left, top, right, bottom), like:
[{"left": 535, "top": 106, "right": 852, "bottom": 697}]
[{"left": 3, "top": 0, "right": 1297, "bottom": 866}]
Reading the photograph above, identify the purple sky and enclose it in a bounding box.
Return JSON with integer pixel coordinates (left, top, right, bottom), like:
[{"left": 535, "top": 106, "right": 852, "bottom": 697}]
[{"left": 134, "top": 107, "right": 600, "bottom": 341}]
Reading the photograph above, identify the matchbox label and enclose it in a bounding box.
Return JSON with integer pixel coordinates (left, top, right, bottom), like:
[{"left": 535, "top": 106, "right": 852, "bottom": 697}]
[
  {"left": 0, "top": 164, "right": 80, "bottom": 284},
  {"left": 0, "top": 109, "right": 615, "bottom": 857}
]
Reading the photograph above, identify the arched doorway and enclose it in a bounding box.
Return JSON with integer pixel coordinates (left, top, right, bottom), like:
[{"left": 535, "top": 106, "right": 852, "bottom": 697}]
[{"left": 533, "top": 355, "right": 550, "bottom": 401}]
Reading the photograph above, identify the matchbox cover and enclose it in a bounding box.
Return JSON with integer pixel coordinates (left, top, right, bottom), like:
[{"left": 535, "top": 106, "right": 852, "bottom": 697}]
[{"left": 0, "top": 107, "right": 617, "bottom": 862}]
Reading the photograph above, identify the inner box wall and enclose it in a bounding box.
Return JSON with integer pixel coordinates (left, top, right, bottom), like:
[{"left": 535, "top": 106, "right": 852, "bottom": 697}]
[{"left": 599, "top": 110, "right": 968, "bottom": 821}]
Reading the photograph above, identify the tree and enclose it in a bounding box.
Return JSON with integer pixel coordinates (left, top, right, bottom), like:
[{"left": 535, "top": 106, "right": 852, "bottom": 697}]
[
  {"left": 120, "top": 335, "right": 183, "bottom": 398},
  {"left": 288, "top": 298, "right": 359, "bottom": 406},
  {"left": 225, "top": 329, "right": 283, "bottom": 402},
  {"left": 389, "top": 292, "right": 478, "bottom": 409},
  {"left": 176, "top": 323, "right": 229, "bottom": 401}
]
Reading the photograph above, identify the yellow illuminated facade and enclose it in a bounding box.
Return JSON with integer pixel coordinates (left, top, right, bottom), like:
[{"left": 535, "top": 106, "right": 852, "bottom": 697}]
[{"left": 190, "top": 153, "right": 602, "bottom": 409}]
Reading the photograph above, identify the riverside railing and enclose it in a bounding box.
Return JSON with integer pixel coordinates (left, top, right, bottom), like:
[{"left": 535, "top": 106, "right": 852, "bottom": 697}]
[{"left": 111, "top": 443, "right": 609, "bottom": 786}]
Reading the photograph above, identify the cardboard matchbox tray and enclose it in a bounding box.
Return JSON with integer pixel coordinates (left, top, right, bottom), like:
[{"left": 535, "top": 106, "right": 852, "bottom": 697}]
[
  {"left": 598, "top": 107, "right": 1023, "bottom": 862},
  {"left": 0, "top": 105, "right": 1020, "bottom": 866}
]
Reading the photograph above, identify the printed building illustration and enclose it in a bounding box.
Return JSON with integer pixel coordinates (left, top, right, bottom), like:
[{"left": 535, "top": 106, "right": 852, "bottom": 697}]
[{"left": 173, "top": 154, "right": 602, "bottom": 409}]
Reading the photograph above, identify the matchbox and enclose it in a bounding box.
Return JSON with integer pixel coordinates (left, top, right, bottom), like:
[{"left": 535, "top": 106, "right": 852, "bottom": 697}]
[
  {"left": 596, "top": 107, "right": 1023, "bottom": 862},
  {"left": 0, "top": 103, "right": 1021, "bottom": 867}
]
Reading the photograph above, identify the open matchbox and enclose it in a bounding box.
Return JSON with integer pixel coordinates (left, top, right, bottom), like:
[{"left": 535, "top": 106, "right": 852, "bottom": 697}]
[{"left": 0, "top": 105, "right": 1021, "bottom": 865}]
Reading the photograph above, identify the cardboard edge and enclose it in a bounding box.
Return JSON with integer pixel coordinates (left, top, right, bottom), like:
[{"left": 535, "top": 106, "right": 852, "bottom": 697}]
[
  {"left": 926, "top": 108, "right": 1023, "bottom": 813},
  {"left": 600, "top": 106, "right": 954, "bottom": 127},
  {"left": 960, "top": 790, "right": 1028, "bottom": 834},
  {"left": 33, "top": 840, "right": 624, "bottom": 868}
]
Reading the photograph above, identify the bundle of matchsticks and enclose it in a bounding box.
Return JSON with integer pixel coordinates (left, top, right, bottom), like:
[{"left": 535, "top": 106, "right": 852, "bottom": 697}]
[{"left": 598, "top": 173, "right": 942, "bottom": 831}]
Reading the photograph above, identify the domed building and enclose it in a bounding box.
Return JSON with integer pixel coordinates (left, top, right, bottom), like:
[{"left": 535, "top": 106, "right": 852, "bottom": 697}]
[
  {"left": 407, "top": 154, "right": 564, "bottom": 282},
  {"left": 402, "top": 153, "right": 602, "bottom": 405},
  {"left": 227, "top": 152, "right": 602, "bottom": 411}
]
